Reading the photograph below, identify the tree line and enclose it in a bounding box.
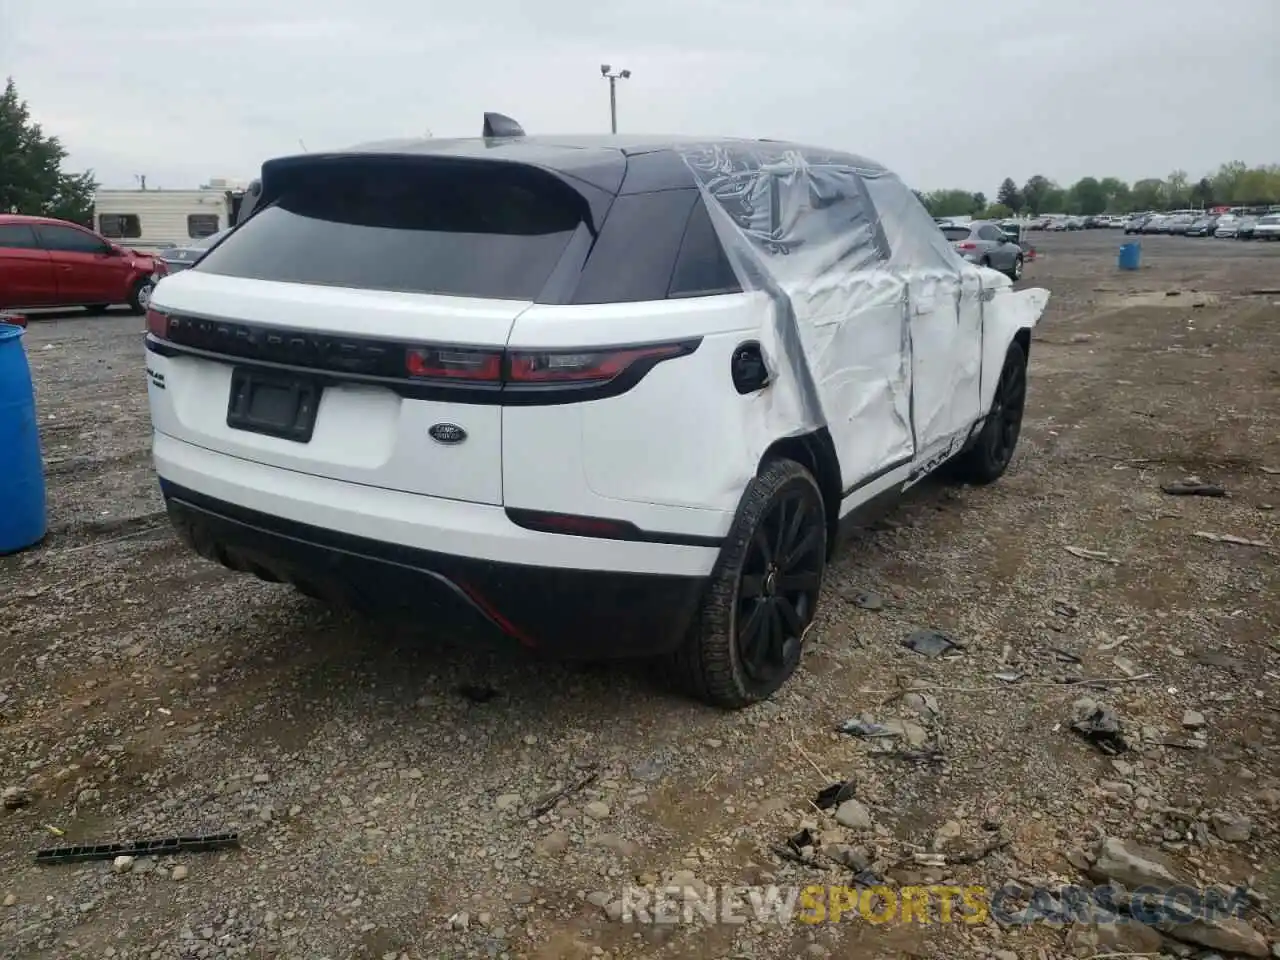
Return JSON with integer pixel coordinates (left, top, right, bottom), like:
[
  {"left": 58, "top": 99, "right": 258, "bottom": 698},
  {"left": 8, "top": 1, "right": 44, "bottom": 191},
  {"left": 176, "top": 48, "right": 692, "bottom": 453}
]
[
  {"left": 0, "top": 78, "right": 97, "bottom": 224},
  {"left": 915, "top": 164, "right": 1280, "bottom": 221}
]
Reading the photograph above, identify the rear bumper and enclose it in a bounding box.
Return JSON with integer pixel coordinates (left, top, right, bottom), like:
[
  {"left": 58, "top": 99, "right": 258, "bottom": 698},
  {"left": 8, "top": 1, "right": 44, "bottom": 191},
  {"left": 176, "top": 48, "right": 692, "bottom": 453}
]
[{"left": 162, "top": 480, "right": 707, "bottom": 658}]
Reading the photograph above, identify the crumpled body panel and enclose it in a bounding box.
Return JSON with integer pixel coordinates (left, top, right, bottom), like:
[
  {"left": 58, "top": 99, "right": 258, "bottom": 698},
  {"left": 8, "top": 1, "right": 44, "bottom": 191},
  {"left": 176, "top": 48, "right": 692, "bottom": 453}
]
[{"left": 676, "top": 141, "right": 1049, "bottom": 492}]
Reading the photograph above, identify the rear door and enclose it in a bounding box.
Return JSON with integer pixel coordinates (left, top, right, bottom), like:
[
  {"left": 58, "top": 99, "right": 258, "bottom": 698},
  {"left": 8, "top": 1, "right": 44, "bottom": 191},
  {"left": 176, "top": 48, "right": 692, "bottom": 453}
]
[
  {"left": 0, "top": 223, "right": 56, "bottom": 307},
  {"left": 34, "top": 223, "right": 129, "bottom": 305},
  {"left": 146, "top": 156, "right": 590, "bottom": 506}
]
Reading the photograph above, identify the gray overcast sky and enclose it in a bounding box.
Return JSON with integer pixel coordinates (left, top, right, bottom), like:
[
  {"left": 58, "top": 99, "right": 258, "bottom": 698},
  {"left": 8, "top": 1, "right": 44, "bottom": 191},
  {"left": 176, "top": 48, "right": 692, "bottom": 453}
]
[{"left": 4, "top": 0, "right": 1277, "bottom": 193}]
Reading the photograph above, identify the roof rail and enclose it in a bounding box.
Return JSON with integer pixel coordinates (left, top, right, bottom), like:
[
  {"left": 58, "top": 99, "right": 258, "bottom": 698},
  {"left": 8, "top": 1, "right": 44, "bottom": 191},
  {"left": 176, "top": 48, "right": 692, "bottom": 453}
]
[{"left": 482, "top": 112, "right": 525, "bottom": 138}]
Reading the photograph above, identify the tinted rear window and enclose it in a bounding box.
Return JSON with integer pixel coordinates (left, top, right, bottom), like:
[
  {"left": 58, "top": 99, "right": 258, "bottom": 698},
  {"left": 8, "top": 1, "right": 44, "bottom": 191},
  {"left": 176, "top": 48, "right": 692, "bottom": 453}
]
[
  {"left": 940, "top": 227, "right": 971, "bottom": 241},
  {"left": 571, "top": 190, "right": 697, "bottom": 304},
  {"left": 195, "top": 160, "right": 584, "bottom": 300},
  {"left": 567, "top": 190, "right": 741, "bottom": 304}
]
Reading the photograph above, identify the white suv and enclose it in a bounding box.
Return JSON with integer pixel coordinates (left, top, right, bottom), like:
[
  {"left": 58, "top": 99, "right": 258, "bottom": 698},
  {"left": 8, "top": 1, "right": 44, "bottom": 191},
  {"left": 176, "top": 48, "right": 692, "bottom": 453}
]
[{"left": 145, "top": 116, "right": 1049, "bottom": 709}]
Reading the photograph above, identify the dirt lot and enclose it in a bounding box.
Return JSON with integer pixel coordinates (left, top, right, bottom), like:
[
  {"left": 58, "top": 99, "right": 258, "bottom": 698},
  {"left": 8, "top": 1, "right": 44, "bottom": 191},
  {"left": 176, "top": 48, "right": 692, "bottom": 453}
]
[{"left": 2, "top": 230, "right": 1278, "bottom": 960}]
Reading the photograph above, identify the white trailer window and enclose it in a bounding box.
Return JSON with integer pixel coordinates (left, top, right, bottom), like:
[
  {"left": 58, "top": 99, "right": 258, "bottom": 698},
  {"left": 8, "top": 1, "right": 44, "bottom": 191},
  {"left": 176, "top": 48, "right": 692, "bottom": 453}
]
[
  {"left": 188, "top": 214, "right": 220, "bottom": 238},
  {"left": 99, "top": 213, "right": 141, "bottom": 239}
]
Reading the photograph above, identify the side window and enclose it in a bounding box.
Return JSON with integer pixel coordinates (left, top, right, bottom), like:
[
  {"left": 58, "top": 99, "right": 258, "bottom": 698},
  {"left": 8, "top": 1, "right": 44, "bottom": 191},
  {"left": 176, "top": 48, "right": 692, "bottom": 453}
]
[
  {"left": 187, "top": 214, "right": 220, "bottom": 238},
  {"left": 36, "top": 224, "right": 111, "bottom": 254},
  {"left": 668, "top": 198, "right": 741, "bottom": 298},
  {"left": 570, "top": 189, "right": 698, "bottom": 304},
  {"left": 0, "top": 224, "right": 40, "bottom": 249},
  {"left": 977, "top": 225, "right": 1003, "bottom": 242},
  {"left": 826, "top": 170, "right": 892, "bottom": 263},
  {"left": 98, "top": 213, "right": 141, "bottom": 239},
  {"left": 708, "top": 169, "right": 892, "bottom": 264}
]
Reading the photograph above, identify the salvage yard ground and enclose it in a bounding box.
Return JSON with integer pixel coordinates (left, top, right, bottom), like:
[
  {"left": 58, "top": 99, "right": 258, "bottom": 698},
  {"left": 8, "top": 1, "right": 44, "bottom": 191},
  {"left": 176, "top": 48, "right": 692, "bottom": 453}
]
[{"left": 2, "top": 230, "right": 1278, "bottom": 959}]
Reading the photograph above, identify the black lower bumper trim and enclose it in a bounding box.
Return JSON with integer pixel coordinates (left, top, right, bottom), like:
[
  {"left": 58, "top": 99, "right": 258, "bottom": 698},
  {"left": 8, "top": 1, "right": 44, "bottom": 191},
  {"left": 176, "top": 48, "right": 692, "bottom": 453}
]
[{"left": 160, "top": 481, "right": 708, "bottom": 659}]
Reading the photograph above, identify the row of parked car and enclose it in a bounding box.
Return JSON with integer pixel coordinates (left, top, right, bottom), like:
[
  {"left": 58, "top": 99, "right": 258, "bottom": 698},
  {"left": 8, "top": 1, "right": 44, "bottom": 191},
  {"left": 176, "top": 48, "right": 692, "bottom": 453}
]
[
  {"left": 1123, "top": 212, "right": 1280, "bottom": 239},
  {"left": 1025, "top": 215, "right": 1126, "bottom": 231}
]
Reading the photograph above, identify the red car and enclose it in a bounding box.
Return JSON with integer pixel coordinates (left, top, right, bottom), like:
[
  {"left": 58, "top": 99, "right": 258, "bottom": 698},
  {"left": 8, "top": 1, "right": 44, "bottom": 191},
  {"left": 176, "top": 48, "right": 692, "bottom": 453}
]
[{"left": 0, "top": 214, "right": 165, "bottom": 313}]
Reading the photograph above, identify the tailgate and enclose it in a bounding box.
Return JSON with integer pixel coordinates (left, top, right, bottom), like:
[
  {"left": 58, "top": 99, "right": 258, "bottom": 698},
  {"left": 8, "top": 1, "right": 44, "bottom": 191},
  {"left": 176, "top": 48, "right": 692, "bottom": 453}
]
[
  {"left": 145, "top": 152, "right": 590, "bottom": 507},
  {"left": 148, "top": 272, "right": 524, "bottom": 505}
]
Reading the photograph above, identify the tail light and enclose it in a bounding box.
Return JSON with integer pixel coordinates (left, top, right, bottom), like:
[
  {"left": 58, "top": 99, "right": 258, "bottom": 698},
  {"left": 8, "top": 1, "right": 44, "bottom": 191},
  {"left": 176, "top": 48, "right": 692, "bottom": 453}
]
[
  {"left": 956, "top": 242, "right": 978, "bottom": 250},
  {"left": 146, "top": 308, "right": 169, "bottom": 339},
  {"left": 407, "top": 340, "right": 694, "bottom": 385},
  {"left": 406, "top": 346, "right": 502, "bottom": 381},
  {"left": 508, "top": 343, "right": 688, "bottom": 383},
  {"left": 147, "top": 317, "right": 696, "bottom": 391}
]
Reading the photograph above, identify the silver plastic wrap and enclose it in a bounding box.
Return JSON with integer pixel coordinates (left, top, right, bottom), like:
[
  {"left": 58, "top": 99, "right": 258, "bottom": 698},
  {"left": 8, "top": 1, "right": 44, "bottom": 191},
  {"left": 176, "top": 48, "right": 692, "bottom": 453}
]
[{"left": 677, "top": 141, "right": 1049, "bottom": 491}]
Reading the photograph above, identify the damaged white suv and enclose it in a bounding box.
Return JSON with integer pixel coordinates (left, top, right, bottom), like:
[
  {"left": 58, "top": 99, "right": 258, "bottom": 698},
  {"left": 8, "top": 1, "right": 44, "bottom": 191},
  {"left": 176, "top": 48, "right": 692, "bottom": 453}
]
[{"left": 145, "top": 114, "right": 1048, "bottom": 709}]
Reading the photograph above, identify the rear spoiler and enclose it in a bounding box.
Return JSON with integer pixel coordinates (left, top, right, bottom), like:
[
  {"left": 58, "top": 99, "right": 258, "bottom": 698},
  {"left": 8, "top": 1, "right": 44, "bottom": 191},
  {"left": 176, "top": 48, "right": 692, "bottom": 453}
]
[
  {"left": 234, "top": 179, "right": 262, "bottom": 226},
  {"left": 234, "top": 112, "right": 532, "bottom": 229}
]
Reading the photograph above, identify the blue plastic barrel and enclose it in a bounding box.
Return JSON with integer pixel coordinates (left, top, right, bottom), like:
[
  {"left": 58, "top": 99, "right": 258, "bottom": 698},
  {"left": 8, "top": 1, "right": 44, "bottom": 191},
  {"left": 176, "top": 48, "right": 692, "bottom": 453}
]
[
  {"left": 1118, "top": 242, "right": 1141, "bottom": 270},
  {"left": 0, "top": 322, "right": 47, "bottom": 554}
]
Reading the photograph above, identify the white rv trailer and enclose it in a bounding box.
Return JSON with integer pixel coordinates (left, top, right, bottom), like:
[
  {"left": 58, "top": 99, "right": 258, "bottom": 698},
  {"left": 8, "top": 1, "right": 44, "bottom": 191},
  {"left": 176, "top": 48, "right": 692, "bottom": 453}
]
[{"left": 93, "top": 180, "right": 248, "bottom": 250}]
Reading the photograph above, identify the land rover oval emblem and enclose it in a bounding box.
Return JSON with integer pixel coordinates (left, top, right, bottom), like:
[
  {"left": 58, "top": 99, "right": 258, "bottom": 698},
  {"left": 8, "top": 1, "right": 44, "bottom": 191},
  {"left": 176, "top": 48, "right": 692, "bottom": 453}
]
[{"left": 429, "top": 423, "right": 467, "bottom": 445}]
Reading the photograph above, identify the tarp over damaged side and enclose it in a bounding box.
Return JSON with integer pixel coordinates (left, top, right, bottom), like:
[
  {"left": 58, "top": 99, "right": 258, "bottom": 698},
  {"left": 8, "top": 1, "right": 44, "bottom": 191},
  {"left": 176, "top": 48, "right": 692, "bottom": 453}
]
[{"left": 675, "top": 141, "right": 1049, "bottom": 490}]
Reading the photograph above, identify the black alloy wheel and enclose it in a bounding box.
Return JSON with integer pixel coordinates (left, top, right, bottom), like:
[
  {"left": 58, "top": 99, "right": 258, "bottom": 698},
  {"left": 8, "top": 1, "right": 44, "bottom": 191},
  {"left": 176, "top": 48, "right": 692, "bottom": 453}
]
[
  {"left": 986, "top": 345, "right": 1027, "bottom": 470},
  {"left": 671, "top": 458, "right": 828, "bottom": 708},
  {"left": 735, "top": 485, "right": 825, "bottom": 687},
  {"left": 947, "top": 339, "right": 1028, "bottom": 485}
]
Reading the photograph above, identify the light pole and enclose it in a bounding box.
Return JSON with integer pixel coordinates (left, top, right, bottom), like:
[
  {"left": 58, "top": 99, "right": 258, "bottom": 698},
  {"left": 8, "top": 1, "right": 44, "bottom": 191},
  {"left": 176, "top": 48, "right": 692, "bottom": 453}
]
[{"left": 600, "top": 64, "right": 630, "bottom": 134}]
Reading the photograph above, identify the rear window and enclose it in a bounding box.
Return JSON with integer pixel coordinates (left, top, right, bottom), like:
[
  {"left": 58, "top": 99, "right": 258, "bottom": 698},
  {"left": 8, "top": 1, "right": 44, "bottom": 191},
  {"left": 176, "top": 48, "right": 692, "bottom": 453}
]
[
  {"left": 940, "top": 227, "right": 971, "bottom": 242},
  {"left": 195, "top": 160, "right": 585, "bottom": 300},
  {"left": 569, "top": 190, "right": 741, "bottom": 304}
]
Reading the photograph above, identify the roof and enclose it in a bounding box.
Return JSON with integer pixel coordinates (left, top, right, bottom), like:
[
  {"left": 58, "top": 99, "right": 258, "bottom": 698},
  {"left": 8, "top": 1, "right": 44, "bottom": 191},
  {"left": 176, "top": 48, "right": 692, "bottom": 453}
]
[
  {"left": 262, "top": 135, "right": 890, "bottom": 197},
  {"left": 0, "top": 213, "right": 60, "bottom": 224}
]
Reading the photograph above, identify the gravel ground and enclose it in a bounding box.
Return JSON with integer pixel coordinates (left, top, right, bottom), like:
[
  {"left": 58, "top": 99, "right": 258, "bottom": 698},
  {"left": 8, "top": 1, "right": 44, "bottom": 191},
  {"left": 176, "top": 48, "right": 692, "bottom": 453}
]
[{"left": 2, "top": 230, "right": 1278, "bottom": 960}]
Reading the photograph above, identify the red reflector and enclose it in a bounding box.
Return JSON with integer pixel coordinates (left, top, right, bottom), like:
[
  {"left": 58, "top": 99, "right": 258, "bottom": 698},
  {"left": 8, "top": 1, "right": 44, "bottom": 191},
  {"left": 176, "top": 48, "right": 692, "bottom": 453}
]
[
  {"left": 508, "top": 344, "right": 683, "bottom": 383},
  {"left": 538, "top": 514, "right": 630, "bottom": 536},
  {"left": 506, "top": 508, "right": 638, "bottom": 539},
  {"left": 406, "top": 346, "right": 502, "bottom": 381},
  {"left": 145, "top": 308, "right": 169, "bottom": 339}
]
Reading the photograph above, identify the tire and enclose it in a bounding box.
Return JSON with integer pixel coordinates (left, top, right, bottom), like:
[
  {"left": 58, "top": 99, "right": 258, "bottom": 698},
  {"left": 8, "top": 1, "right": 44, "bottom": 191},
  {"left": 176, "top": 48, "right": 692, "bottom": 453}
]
[
  {"left": 670, "top": 458, "right": 827, "bottom": 709},
  {"left": 979, "top": 256, "right": 991, "bottom": 269},
  {"left": 948, "top": 339, "right": 1028, "bottom": 485},
  {"left": 128, "top": 276, "right": 155, "bottom": 314},
  {"left": 1006, "top": 255, "right": 1023, "bottom": 282}
]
